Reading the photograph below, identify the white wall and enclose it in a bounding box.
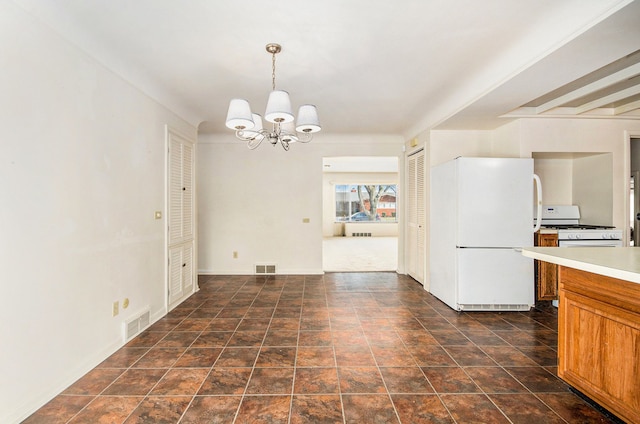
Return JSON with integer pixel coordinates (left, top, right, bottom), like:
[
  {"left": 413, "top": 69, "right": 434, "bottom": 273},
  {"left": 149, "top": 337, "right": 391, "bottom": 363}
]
[
  {"left": 492, "top": 120, "right": 523, "bottom": 157},
  {"left": 0, "top": 4, "right": 196, "bottom": 422},
  {"left": 515, "top": 118, "right": 640, "bottom": 232},
  {"left": 532, "top": 153, "right": 613, "bottom": 224},
  {"left": 197, "top": 135, "right": 404, "bottom": 275},
  {"left": 429, "top": 130, "right": 494, "bottom": 166},
  {"left": 533, "top": 158, "right": 574, "bottom": 205},
  {"left": 573, "top": 154, "right": 613, "bottom": 225}
]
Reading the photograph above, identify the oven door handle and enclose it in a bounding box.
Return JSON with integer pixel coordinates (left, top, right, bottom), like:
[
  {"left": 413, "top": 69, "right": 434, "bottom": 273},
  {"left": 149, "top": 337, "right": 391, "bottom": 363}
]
[{"left": 533, "top": 174, "right": 542, "bottom": 233}]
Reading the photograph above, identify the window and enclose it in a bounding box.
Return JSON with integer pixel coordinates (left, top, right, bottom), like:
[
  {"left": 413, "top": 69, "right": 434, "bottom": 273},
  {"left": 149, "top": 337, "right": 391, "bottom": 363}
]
[{"left": 335, "top": 184, "right": 397, "bottom": 222}]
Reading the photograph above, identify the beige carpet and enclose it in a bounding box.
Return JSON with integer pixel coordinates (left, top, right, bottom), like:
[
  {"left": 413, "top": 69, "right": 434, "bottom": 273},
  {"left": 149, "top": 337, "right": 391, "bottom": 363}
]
[{"left": 323, "top": 236, "right": 398, "bottom": 272}]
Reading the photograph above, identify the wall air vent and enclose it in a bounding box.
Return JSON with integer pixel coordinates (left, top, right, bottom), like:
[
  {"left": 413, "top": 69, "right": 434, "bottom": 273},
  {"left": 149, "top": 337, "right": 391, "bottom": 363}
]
[
  {"left": 255, "top": 264, "right": 277, "bottom": 275},
  {"left": 123, "top": 308, "right": 151, "bottom": 342},
  {"left": 351, "top": 232, "right": 372, "bottom": 237}
]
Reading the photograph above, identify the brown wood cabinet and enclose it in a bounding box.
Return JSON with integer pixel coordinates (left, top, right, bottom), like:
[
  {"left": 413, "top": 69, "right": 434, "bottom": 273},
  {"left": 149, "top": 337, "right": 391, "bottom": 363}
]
[
  {"left": 534, "top": 232, "right": 558, "bottom": 300},
  {"left": 558, "top": 266, "right": 640, "bottom": 424}
]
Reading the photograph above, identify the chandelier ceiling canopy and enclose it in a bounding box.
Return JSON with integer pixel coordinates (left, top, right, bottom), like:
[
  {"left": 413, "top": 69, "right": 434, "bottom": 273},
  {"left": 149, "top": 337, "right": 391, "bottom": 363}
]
[{"left": 225, "top": 43, "right": 321, "bottom": 151}]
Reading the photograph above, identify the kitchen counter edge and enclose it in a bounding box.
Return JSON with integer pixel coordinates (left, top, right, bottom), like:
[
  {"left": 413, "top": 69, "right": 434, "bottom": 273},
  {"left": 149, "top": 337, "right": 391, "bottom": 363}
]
[{"left": 521, "top": 247, "right": 640, "bottom": 285}]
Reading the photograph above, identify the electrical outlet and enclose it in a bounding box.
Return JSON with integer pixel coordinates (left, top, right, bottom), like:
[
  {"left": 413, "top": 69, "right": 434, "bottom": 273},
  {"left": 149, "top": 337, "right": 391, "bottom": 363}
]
[
  {"left": 112, "top": 301, "right": 119, "bottom": 317},
  {"left": 123, "top": 298, "right": 130, "bottom": 309},
  {"left": 233, "top": 251, "right": 238, "bottom": 259}
]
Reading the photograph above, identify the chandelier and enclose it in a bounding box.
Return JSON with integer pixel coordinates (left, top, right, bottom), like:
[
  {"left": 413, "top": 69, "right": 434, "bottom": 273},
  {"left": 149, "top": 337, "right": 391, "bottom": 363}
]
[{"left": 225, "top": 43, "right": 321, "bottom": 151}]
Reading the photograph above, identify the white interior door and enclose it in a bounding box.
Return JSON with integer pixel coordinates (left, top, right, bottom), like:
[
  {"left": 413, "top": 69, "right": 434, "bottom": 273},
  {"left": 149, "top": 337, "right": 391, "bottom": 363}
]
[
  {"left": 407, "top": 149, "right": 425, "bottom": 284},
  {"left": 167, "top": 126, "right": 196, "bottom": 311}
]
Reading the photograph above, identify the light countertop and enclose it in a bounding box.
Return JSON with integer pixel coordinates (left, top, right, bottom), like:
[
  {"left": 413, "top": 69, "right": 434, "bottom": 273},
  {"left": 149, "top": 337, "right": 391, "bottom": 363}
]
[{"left": 521, "top": 247, "right": 640, "bottom": 284}]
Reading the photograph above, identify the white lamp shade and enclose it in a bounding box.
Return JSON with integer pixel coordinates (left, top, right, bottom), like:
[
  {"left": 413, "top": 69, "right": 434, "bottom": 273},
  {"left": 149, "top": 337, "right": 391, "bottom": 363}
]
[
  {"left": 264, "top": 90, "right": 294, "bottom": 123},
  {"left": 225, "top": 99, "right": 255, "bottom": 130},
  {"left": 280, "top": 121, "right": 299, "bottom": 143},
  {"left": 241, "top": 113, "right": 264, "bottom": 138},
  {"left": 295, "top": 104, "right": 321, "bottom": 133}
]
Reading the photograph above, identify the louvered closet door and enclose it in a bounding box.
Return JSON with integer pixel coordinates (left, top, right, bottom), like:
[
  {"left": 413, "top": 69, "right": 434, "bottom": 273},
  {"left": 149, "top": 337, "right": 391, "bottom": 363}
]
[
  {"left": 169, "top": 137, "right": 194, "bottom": 245},
  {"left": 407, "top": 155, "right": 417, "bottom": 278},
  {"left": 415, "top": 152, "right": 425, "bottom": 282},
  {"left": 407, "top": 149, "right": 425, "bottom": 284},
  {"left": 181, "top": 143, "right": 193, "bottom": 241},
  {"left": 167, "top": 127, "right": 195, "bottom": 311}
]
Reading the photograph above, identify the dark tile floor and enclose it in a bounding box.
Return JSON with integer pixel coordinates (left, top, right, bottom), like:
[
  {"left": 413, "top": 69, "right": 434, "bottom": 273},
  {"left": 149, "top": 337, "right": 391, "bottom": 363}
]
[{"left": 24, "top": 273, "right": 620, "bottom": 423}]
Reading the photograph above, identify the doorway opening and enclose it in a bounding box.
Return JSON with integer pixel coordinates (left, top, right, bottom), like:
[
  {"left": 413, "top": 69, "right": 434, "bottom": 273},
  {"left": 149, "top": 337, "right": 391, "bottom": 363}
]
[{"left": 322, "top": 156, "right": 399, "bottom": 272}]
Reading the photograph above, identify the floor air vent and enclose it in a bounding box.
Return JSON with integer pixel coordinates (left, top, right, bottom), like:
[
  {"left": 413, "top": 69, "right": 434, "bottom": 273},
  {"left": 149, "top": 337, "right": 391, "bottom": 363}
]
[
  {"left": 123, "top": 308, "right": 151, "bottom": 342},
  {"left": 255, "top": 264, "right": 277, "bottom": 275},
  {"left": 351, "top": 232, "right": 372, "bottom": 237}
]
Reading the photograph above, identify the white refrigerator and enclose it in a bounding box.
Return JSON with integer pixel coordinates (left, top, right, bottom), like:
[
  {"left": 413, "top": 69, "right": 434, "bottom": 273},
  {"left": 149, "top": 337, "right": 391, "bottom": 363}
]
[{"left": 429, "top": 157, "right": 542, "bottom": 311}]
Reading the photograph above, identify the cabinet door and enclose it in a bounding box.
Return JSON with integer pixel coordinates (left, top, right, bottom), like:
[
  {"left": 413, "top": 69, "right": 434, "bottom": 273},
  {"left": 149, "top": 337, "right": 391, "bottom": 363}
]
[
  {"left": 168, "top": 246, "right": 184, "bottom": 306},
  {"left": 559, "top": 281, "right": 640, "bottom": 423},
  {"left": 181, "top": 242, "right": 193, "bottom": 293},
  {"left": 168, "top": 242, "right": 194, "bottom": 308},
  {"left": 535, "top": 233, "right": 558, "bottom": 300}
]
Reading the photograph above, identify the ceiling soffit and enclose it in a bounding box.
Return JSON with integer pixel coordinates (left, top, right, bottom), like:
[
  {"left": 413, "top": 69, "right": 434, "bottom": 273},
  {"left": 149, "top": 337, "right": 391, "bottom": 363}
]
[{"left": 504, "top": 49, "right": 640, "bottom": 120}]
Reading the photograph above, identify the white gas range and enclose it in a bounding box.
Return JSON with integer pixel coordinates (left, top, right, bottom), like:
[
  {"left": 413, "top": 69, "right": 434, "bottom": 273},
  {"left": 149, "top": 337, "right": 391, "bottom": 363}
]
[{"left": 535, "top": 205, "right": 623, "bottom": 247}]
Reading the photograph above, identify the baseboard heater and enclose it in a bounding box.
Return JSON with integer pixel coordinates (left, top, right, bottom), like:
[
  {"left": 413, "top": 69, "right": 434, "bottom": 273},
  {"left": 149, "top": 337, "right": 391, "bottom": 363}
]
[
  {"left": 255, "top": 264, "right": 277, "bottom": 275},
  {"left": 123, "top": 308, "right": 151, "bottom": 342}
]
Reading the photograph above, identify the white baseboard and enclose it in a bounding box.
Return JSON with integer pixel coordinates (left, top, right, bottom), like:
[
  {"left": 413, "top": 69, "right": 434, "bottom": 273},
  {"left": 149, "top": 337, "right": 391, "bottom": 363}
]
[{"left": 198, "top": 268, "right": 324, "bottom": 275}]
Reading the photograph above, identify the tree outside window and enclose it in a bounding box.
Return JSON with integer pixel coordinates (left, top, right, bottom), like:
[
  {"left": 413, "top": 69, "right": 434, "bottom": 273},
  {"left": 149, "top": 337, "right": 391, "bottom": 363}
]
[{"left": 335, "top": 184, "right": 397, "bottom": 222}]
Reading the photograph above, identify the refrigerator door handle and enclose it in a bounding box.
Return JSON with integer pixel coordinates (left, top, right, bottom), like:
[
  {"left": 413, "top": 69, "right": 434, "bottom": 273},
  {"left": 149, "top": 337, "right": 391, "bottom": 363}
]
[{"left": 533, "top": 174, "right": 543, "bottom": 233}]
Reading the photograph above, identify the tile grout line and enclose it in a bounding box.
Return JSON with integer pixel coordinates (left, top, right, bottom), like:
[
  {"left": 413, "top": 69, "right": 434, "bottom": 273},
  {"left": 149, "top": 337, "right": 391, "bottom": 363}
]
[
  {"left": 95, "top": 308, "right": 194, "bottom": 424},
  {"left": 325, "top": 277, "right": 349, "bottom": 424},
  {"left": 285, "top": 275, "right": 300, "bottom": 424},
  {"left": 177, "top": 276, "right": 251, "bottom": 423},
  {"left": 176, "top": 281, "right": 237, "bottom": 423},
  {"left": 232, "top": 275, "right": 285, "bottom": 423},
  {"left": 464, "top": 309, "right": 568, "bottom": 423},
  {"left": 449, "top": 311, "right": 535, "bottom": 424},
  {"left": 417, "top": 299, "right": 466, "bottom": 424},
  {"left": 30, "top": 275, "right": 613, "bottom": 424}
]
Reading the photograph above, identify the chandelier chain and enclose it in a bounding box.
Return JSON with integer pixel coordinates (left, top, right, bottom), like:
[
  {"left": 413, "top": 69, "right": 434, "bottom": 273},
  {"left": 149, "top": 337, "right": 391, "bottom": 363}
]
[{"left": 271, "top": 51, "right": 276, "bottom": 91}]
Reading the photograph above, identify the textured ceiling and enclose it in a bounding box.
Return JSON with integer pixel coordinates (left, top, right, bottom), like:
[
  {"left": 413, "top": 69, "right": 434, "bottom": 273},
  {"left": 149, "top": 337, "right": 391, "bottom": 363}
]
[{"left": 11, "top": 0, "right": 640, "bottom": 138}]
